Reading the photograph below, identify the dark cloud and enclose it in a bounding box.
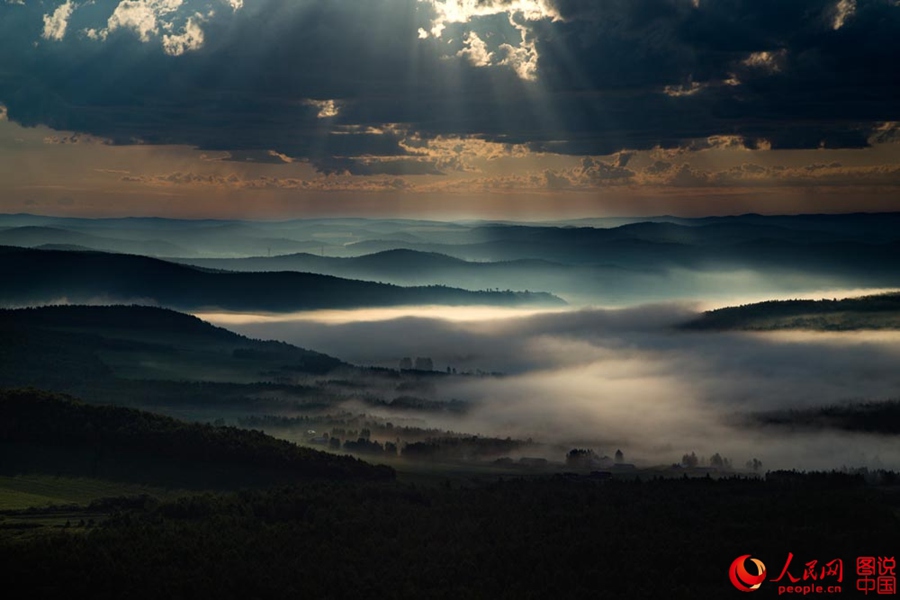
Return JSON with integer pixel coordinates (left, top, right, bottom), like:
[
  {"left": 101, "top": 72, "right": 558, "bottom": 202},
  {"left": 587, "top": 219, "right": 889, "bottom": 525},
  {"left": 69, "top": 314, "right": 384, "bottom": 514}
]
[
  {"left": 530, "top": 0, "right": 900, "bottom": 152},
  {"left": 1, "top": 0, "right": 898, "bottom": 169},
  {"left": 0, "top": 0, "right": 435, "bottom": 168}
]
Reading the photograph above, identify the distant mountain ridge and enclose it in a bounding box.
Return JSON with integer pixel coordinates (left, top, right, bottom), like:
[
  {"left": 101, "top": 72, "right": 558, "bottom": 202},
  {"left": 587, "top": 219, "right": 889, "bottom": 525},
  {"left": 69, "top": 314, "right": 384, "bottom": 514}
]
[
  {"left": 0, "top": 246, "right": 564, "bottom": 311},
  {"left": 4, "top": 211, "right": 900, "bottom": 260},
  {"left": 3, "top": 213, "right": 900, "bottom": 305},
  {"left": 0, "top": 225, "right": 189, "bottom": 256}
]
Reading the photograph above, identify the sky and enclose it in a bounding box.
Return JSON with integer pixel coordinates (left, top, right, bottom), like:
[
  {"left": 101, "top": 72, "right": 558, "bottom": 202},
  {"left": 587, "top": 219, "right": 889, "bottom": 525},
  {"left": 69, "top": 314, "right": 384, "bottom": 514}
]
[{"left": 1, "top": 0, "right": 899, "bottom": 219}]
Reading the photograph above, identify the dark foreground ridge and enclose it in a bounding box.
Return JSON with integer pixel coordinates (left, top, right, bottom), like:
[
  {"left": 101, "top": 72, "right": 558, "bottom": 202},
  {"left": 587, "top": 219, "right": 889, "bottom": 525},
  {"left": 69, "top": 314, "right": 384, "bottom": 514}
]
[
  {"left": 1, "top": 391, "right": 899, "bottom": 599},
  {"left": 1, "top": 465, "right": 898, "bottom": 599}
]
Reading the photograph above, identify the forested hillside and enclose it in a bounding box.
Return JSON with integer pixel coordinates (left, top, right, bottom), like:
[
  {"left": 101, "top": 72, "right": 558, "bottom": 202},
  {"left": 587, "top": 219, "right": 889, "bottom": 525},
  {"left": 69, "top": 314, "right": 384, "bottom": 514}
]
[{"left": 682, "top": 293, "right": 900, "bottom": 330}]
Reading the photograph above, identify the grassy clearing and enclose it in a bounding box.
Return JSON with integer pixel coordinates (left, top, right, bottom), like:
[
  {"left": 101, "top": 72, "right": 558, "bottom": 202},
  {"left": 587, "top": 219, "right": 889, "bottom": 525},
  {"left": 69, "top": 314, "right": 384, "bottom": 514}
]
[
  {"left": 0, "top": 474, "right": 184, "bottom": 510},
  {"left": 0, "top": 473, "right": 185, "bottom": 540}
]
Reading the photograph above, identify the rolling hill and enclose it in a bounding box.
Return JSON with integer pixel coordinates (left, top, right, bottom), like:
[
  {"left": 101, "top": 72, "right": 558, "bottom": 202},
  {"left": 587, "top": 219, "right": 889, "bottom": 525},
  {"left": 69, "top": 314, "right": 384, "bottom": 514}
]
[
  {"left": 0, "top": 246, "right": 564, "bottom": 311},
  {"left": 0, "top": 226, "right": 189, "bottom": 256},
  {"left": 0, "top": 388, "right": 393, "bottom": 483},
  {"left": 0, "top": 304, "right": 345, "bottom": 394},
  {"left": 175, "top": 237, "right": 900, "bottom": 306},
  {"left": 5, "top": 213, "right": 900, "bottom": 306}
]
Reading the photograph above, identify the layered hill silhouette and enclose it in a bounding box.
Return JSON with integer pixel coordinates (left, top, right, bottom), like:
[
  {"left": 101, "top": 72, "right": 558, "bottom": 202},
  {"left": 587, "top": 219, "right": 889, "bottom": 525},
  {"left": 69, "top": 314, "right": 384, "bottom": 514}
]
[
  {"left": 179, "top": 248, "right": 580, "bottom": 281},
  {"left": 175, "top": 249, "right": 649, "bottom": 303},
  {"left": 5, "top": 212, "right": 900, "bottom": 260},
  {"left": 176, "top": 240, "right": 900, "bottom": 305},
  {"left": 0, "top": 226, "right": 189, "bottom": 256},
  {"left": 4, "top": 213, "right": 900, "bottom": 305},
  {"left": 0, "top": 220, "right": 334, "bottom": 257},
  {"left": 340, "top": 225, "right": 900, "bottom": 273},
  {"left": 0, "top": 246, "right": 563, "bottom": 311}
]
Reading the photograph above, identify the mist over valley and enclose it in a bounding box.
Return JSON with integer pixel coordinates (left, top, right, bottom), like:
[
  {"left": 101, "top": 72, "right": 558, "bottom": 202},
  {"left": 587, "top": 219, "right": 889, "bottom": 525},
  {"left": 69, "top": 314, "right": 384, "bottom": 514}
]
[{"left": 3, "top": 214, "right": 900, "bottom": 473}]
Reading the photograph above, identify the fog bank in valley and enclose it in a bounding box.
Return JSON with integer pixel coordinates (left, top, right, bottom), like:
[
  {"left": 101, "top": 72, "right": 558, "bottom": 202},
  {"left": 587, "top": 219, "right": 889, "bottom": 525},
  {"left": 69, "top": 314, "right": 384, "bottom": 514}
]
[{"left": 204, "top": 305, "right": 900, "bottom": 470}]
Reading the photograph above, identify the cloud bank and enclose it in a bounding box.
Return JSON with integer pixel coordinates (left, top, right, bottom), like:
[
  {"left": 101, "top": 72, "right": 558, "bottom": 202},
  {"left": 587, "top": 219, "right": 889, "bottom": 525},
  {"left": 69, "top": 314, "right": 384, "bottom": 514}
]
[
  {"left": 2, "top": 0, "right": 899, "bottom": 173},
  {"left": 206, "top": 304, "right": 900, "bottom": 470}
]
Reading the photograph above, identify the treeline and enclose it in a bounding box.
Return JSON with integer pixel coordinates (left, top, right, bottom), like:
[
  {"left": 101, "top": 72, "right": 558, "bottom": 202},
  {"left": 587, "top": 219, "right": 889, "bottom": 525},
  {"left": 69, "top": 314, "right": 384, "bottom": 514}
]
[
  {"left": 401, "top": 436, "right": 528, "bottom": 461},
  {"left": 682, "top": 292, "right": 900, "bottom": 330},
  {"left": 337, "top": 436, "right": 532, "bottom": 463},
  {"left": 753, "top": 399, "right": 900, "bottom": 434},
  {"left": 0, "top": 389, "right": 392, "bottom": 481},
  {"left": 240, "top": 414, "right": 482, "bottom": 444},
  {"left": 240, "top": 414, "right": 534, "bottom": 461},
  {"left": 363, "top": 395, "right": 469, "bottom": 413}
]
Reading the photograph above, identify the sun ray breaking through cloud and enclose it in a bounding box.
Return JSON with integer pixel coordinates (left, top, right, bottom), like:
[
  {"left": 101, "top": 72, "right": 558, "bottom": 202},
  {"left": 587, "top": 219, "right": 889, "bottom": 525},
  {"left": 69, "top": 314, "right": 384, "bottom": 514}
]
[{"left": 417, "top": 0, "right": 560, "bottom": 80}]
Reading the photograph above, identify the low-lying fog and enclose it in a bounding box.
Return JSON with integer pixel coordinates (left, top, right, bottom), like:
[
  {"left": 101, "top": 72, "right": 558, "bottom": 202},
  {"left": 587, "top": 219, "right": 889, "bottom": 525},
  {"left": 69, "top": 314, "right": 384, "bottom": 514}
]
[{"left": 199, "top": 301, "right": 900, "bottom": 471}]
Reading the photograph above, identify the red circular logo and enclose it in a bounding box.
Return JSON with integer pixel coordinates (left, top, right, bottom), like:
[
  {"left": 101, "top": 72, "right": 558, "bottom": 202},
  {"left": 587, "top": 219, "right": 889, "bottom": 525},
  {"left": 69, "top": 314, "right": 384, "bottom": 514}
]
[{"left": 729, "top": 555, "right": 767, "bottom": 592}]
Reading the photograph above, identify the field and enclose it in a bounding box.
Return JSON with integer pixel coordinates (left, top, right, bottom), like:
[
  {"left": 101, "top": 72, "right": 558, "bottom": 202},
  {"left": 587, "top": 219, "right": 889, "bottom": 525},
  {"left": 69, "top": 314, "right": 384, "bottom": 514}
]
[{"left": 0, "top": 474, "right": 181, "bottom": 510}]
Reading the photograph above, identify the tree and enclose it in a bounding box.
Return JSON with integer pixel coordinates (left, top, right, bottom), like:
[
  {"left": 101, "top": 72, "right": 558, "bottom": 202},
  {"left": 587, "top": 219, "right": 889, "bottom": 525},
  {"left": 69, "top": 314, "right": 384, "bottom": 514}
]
[
  {"left": 746, "top": 458, "right": 763, "bottom": 472},
  {"left": 682, "top": 452, "right": 699, "bottom": 467},
  {"left": 566, "top": 448, "right": 597, "bottom": 468},
  {"left": 615, "top": 449, "right": 624, "bottom": 464}
]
